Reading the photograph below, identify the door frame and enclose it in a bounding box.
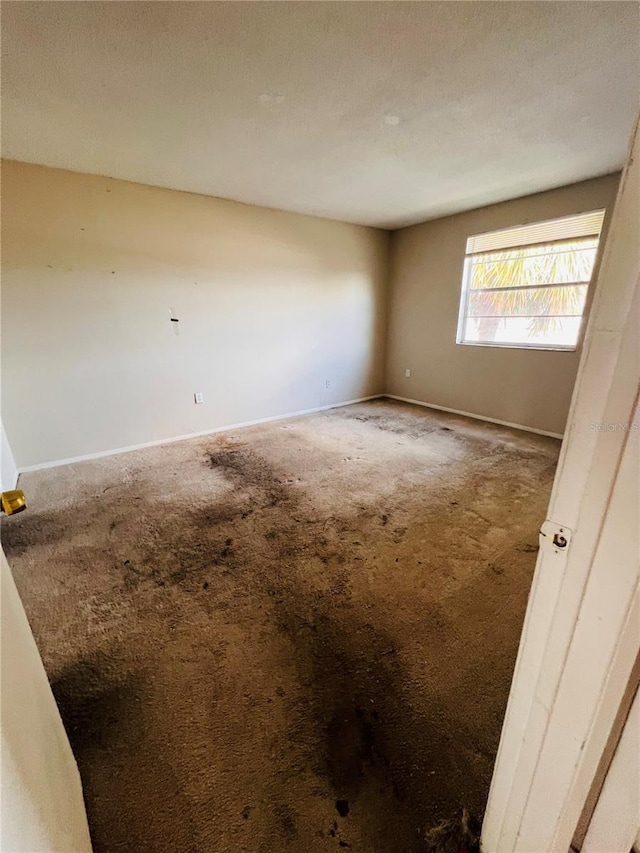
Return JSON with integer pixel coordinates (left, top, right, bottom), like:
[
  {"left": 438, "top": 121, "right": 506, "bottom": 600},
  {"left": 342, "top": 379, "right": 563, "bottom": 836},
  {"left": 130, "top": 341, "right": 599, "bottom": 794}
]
[{"left": 482, "top": 117, "right": 639, "bottom": 852}]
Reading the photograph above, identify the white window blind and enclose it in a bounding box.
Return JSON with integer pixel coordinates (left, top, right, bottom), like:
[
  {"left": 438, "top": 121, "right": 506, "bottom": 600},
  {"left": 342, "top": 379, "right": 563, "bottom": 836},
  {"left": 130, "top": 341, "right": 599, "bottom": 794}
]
[
  {"left": 457, "top": 209, "right": 606, "bottom": 351},
  {"left": 466, "top": 210, "right": 606, "bottom": 255}
]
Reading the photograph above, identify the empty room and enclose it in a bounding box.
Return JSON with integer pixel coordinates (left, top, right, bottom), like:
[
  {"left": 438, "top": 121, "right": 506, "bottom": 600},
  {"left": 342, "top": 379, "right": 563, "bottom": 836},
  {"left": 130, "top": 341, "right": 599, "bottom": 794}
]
[{"left": 1, "top": 3, "right": 639, "bottom": 853}]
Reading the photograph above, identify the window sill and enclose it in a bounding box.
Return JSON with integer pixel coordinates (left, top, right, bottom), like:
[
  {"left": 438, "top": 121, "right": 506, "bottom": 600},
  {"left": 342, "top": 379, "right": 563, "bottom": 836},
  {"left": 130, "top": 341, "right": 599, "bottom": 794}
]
[{"left": 456, "top": 340, "right": 578, "bottom": 352}]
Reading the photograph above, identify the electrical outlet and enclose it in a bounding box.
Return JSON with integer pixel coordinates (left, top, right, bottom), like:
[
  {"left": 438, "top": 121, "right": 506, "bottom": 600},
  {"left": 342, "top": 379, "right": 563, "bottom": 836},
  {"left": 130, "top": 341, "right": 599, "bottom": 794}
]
[
  {"left": 325, "top": 379, "right": 331, "bottom": 389},
  {"left": 194, "top": 392, "right": 204, "bottom": 404},
  {"left": 405, "top": 369, "right": 411, "bottom": 378}
]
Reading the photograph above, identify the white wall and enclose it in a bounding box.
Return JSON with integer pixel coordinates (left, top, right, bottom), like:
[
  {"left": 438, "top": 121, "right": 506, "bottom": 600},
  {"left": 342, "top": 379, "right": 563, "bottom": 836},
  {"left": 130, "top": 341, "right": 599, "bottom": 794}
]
[
  {"left": 1, "top": 420, "right": 18, "bottom": 490},
  {"left": 1, "top": 548, "right": 92, "bottom": 852},
  {"left": 1, "top": 160, "right": 389, "bottom": 469},
  {"left": 386, "top": 174, "right": 620, "bottom": 436}
]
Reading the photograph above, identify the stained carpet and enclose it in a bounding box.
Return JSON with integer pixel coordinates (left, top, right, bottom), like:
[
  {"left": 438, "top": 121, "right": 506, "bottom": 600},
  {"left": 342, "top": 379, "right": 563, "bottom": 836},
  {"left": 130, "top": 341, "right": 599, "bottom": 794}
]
[{"left": 1, "top": 400, "right": 559, "bottom": 853}]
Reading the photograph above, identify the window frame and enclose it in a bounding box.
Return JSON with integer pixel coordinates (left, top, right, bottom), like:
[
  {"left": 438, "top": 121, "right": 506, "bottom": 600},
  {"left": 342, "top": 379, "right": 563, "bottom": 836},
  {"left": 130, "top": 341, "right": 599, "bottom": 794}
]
[{"left": 456, "top": 212, "right": 606, "bottom": 353}]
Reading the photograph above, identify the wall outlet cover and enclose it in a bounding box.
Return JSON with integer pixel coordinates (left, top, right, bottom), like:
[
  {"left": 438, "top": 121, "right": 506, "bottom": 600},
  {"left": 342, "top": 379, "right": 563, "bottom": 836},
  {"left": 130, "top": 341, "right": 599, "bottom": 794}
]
[{"left": 194, "top": 392, "right": 204, "bottom": 404}]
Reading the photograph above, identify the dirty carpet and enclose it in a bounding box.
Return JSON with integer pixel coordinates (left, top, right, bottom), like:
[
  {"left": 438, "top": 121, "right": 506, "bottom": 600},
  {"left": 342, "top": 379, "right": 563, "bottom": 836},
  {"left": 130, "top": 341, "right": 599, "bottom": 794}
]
[{"left": 2, "top": 400, "right": 559, "bottom": 853}]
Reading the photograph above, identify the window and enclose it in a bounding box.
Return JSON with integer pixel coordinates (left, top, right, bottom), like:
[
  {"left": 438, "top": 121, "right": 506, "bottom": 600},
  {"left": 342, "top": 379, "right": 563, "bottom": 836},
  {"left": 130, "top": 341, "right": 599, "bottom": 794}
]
[{"left": 457, "top": 209, "right": 606, "bottom": 350}]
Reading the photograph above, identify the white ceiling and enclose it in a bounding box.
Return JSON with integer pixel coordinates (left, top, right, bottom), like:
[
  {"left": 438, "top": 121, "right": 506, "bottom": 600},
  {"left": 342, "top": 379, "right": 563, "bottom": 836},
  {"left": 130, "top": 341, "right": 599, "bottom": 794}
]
[{"left": 2, "top": 2, "right": 639, "bottom": 229}]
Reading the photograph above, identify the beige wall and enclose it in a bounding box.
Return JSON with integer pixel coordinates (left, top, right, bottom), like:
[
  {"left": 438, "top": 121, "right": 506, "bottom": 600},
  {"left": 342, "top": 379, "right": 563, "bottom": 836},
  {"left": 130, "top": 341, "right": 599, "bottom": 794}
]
[
  {"left": 1, "top": 162, "right": 622, "bottom": 467},
  {"left": 1, "top": 161, "right": 389, "bottom": 469},
  {"left": 1, "top": 549, "right": 92, "bottom": 852},
  {"left": 385, "top": 174, "right": 620, "bottom": 436}
]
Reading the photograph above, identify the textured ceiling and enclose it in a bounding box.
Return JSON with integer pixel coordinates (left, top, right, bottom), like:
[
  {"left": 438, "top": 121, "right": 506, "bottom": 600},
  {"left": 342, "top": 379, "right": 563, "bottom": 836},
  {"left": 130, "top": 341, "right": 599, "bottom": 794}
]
[{"left": 2, "top": 2, "right": 638, "bottom": 229}]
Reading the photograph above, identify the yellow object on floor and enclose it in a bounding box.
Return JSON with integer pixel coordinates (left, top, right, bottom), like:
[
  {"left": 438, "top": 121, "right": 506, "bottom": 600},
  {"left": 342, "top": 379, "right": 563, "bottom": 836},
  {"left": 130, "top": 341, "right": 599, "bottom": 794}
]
[{"left": 1, "top": 490, "right": 27, "bottom": 515}]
